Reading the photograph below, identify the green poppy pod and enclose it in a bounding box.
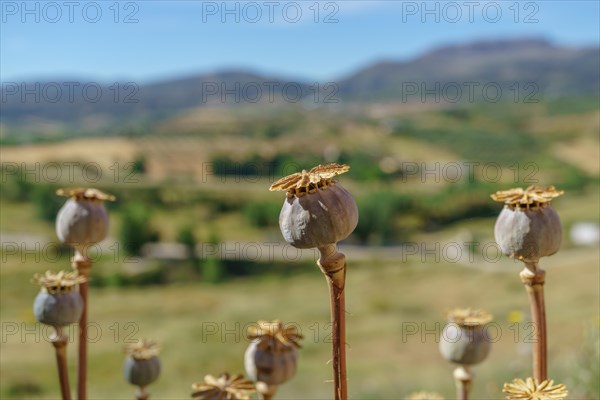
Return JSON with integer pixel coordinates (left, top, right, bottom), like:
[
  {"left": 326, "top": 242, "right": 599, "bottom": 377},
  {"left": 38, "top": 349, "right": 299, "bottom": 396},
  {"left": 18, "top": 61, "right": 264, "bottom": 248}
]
[
  {"left": 32, "top": 271, "right": 85, "bottom": 328},
  {"left": 123, "top": 340, "right": 161, "bottom": 388}
]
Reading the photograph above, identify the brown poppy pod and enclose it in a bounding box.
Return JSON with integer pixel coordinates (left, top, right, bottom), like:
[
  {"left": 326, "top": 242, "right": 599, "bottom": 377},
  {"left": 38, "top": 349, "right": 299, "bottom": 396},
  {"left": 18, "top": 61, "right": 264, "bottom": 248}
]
[
  {"left": 244, "top": 320, "right": 303, "bottom": 387},
  {"left": 244, "top": 340, "right": 298, "bottom": 386}
]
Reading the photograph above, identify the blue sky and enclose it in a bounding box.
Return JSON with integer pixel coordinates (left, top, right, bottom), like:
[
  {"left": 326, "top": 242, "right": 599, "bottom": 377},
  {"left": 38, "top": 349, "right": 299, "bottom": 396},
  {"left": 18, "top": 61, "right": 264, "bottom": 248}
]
[{"left": 1, "top": 1, "right": 599, "bottom": 83}]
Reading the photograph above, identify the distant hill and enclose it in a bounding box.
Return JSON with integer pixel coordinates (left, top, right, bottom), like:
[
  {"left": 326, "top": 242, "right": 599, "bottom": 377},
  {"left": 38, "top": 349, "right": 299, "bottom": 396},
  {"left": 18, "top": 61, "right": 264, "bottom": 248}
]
[
  {"left": 1, "top": 38, "right": 598, "bottom": 138},
  {"left": 337, "top": 38, "right": 600, "bottom": 100}
]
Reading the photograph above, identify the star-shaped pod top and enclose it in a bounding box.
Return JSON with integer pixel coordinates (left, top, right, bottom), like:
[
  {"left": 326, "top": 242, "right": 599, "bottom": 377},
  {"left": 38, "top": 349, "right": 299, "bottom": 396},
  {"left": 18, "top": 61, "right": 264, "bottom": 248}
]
[
  {"left": 503, "top": 378, "right": 568, "bottom": 400},
  {"left": 57, "top": 187, "right": 116, "bottom": 202},
  {"left": 191, "top": 373, "right": 256, "bottom": 400},
  {"left": 491, "top": 186, "right": 563, "bottom": 209},
  {"left": 32, "top": 270, "right": 86, "bottom": 294},
  {"left": 446, "top": 308, "right": 493, "bottom": 327}
]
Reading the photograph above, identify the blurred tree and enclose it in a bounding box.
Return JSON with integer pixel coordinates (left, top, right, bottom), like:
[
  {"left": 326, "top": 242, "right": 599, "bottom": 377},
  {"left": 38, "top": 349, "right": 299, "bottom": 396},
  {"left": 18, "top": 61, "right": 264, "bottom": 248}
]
[
  {"left": 31, "top": 185, "right": 63, "bottom": 222},
  {"left": 243, "top": 201, "right": 281, "bottom": 228},
  {"left": 119, "top": 203, "right": 159, "bottom": 256},
  {"left": 201, "top": 231, "right": 225, "bottom": 284},
  {"left": 177, "top": 224, "right": 197, "bottom": 264},
  {"left": 354, "top": 191, "right": 410, "bottom": 245},
  {"left": 131, "top": 155, "right": 146, "bottom": 175}
]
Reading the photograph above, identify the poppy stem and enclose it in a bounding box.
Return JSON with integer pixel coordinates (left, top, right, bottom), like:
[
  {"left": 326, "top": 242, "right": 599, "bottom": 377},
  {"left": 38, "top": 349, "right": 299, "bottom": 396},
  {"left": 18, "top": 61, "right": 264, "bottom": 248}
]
[
  {"left": 135, "top": 386, "right": 149, "bottom": 400},
  {"left": 454, "top": 365, "right": 473, "bottom": 400},
  {"left": 520, "top": 263, "right": 547, "bottom": 382},
  {"left": 256, "top": 383, "right": 277, "bottom": 400},
  {"left": 318, "top": 244, "right": 348, "bottom": 400},
  {"left": 72, "top": 254, "right": 92, "bottom": 400},
  {"left": 51, "top": 327, "right": 72, "bottom": 400}
]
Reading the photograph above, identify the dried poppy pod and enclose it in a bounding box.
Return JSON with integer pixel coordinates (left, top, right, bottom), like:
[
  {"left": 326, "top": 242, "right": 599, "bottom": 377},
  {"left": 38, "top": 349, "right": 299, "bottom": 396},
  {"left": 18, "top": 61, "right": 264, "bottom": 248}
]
[
  {"left": 191, "top": 373, "right": 256, "bottom": 400},
  {"left": 270, "top": 163, "right": 357, "bottom": 400},
  {"left": 123, "top": 339, "right": 161, "bottom": 387},
  {"left": 32, "top": 270, "right": 85, "bottom": 400},
  {"left": 244, "top": 320, "right": 303, "bottom": 394},
  {"left": 491, "top": 186, "right": 563, "bottom": 264},
  {"left": 439, "top": 308, "right": 493, "bottom": 366},
  {"left": 439, "top": 308, "right": 493, "bottom": 400},
  {"left": 56, "top": 188, "right": 116, "bottom": 258},
  {"left": 503, "top": 377, "right": 568, "bottom": 400},
  {"left": 32, "top": 271, "right": 85, "bottom": 328},
  {"left": 270, "top": 164, "right": 358, "bottom": 249},
  {"left": 491, "top": 185, "right": 564, "bottom": 383}
]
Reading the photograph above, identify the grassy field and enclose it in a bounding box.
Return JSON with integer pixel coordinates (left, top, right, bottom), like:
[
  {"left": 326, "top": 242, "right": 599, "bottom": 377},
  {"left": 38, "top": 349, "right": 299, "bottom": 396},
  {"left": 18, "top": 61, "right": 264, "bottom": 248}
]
[
  {"left": 1, "top": 243, "right": 598, "bottom": 399},
  {"left": 1, "top": 100, "right": 598, "bottom": 399}
]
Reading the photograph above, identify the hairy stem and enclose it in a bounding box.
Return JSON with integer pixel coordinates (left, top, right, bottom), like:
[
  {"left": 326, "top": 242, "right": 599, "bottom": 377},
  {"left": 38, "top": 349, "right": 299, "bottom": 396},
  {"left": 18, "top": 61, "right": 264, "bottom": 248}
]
[
  {"left": 520, "top": 263, "right": 547, "bottom": 382},
  {"left": 318, "top": 244, "right": 347, "bottom": 400}
]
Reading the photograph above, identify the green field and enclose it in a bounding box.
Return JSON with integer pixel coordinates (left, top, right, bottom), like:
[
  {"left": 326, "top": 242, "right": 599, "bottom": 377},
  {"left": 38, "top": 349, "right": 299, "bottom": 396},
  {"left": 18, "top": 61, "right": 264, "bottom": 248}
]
[{"left": 1, "top": 100, "right": 599, "bottom": 399}]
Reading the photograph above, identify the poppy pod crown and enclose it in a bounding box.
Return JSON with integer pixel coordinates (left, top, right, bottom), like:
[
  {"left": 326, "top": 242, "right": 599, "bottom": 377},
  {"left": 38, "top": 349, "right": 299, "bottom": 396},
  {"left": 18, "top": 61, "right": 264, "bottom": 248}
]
[{"left": 125, "top": 339, "right": 160, "bottom": 361}]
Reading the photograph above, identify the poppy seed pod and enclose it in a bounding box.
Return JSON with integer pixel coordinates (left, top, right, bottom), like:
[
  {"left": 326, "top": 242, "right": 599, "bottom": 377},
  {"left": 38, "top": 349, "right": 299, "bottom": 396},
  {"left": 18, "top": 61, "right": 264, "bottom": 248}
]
[
  {"left": 123, "top": 339, "right": 161, "bottom": 388},
  {"left": 439, "top": 309, "right": 492, "bottom": 366},
  {"left": 56, "top": 188, "right": 115, "bottom": 257},
  {"left": 503, "top": 377, "right": 568, "bottom": 400},
  {"left": 244, "top": 320, "right": 303, "bottom": 386},
  {"left": 491, "top": 186, "right": 563, "bottom": 263},
  {"left": 191, "top": 373, "right": 256, "bottom": 400},
  {"left": 270, "top": 164, "right": 358, "bottom": 249},
  {"left": 32, "top": 271, "right": 85, "bottom": 327}
]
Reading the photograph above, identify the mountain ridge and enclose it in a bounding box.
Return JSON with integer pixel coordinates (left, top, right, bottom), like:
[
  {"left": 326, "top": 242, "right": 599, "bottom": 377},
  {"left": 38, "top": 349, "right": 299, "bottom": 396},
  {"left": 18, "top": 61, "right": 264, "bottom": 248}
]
[{"left": 2, "top": 38, "right": 598, "bottom": 137}]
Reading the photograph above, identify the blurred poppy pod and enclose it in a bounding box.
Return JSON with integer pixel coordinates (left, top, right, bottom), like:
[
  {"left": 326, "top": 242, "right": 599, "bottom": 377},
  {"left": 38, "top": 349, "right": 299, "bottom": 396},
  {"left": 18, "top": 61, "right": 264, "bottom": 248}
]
[
  {"left": 406, "top": 392, "right": 445, "bottom": 400},
  {"left": 270, "top": 164, "right": 358, "bottom": 249},
  {"left": 191, "top": 373, "right": 256, "bottom": 400},
  {"left": 32, "top": 271, "right": 85, "bottom": 327},
  {"left": 491, "top": 186, "right": 563, "bottom": 264},
  {"left": 244, "top": 320, "right": 303, "bottom": 387},
  {"left": 439, "top": 308, "right": 493, "bottom": 366},
  {"left": 56, "top": 188, "right": 115, "bottom": 258},
  {"left": 123, "top": 339, "right": 161, "bottom": 388}
]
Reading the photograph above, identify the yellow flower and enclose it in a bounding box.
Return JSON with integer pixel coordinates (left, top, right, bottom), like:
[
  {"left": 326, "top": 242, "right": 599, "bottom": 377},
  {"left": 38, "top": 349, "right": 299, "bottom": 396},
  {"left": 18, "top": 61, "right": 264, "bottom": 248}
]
[
  {"left": 507, "top": 310, "right": 525, "bottom": 324},
  {"left": 503, "top": 377, "right": 568, "bottom": 400},
  {"left": 191, "top": 373, "right": 255, "bottom": 400}
]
